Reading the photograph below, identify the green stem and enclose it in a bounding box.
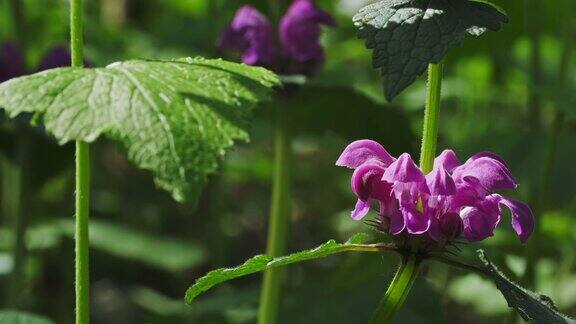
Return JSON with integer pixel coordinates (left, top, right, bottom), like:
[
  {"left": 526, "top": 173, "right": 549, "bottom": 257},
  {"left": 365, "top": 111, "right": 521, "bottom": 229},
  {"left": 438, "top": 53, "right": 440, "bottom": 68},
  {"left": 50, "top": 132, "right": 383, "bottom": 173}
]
[
  {"left": 71, "top": 0, "right": 90, "bottom": 323},
  {"left": 258, "top": 101, "right": 291, "bottom": 324},
  {"left": 419, "top": 63, "right": 443, "bottom": 173},
  {"left": 370, "top": 254, "right": 421, "bottom": 324},
  {"left": 527, "top": 0, "right": 542, "bottom": 129}
]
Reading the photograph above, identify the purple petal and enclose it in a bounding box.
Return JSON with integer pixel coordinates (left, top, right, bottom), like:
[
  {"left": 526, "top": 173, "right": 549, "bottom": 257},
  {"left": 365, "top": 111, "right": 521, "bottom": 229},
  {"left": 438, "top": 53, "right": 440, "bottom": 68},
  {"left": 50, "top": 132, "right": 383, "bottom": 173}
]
[
  {"left": 351, "top": 163, "right": 392, "bottom": 202},
  {"left": 499, "top": 197, "right": 534, "bottom": 244},
  {"left": 389, "top": 209, "right": 405, "bottom": 235},
  {"left": 218, "top": 5, "right": 275, "bottom": 66},
  {"left": 351, "top": 199, "right": 371, "bottom": 220},
  {"left": 426, "top": 165, "right": 456, "bottom": 196},
  {"left": 402, "top": 206, "right": 431, "bottom": 234},
  {"left": 453, "top": 154, "right": 517, "bottom": 192},
  {"left": 434, "top": 149, "right": 461, "bottom": 172},
  {"left": 382, "top": 153, "right": 426, "bottom": 184},
  {"left": 460, "top": 195, "right": 501, "bottom": 242},
  {"left": 279, "top": 0, "right": 334, "bottom": 73},
  {"left": 0, "top": 42, "right": 25, "bottom": 82},
  {"left": 336, "top": 140, "right": 394, "bottom": 169}
]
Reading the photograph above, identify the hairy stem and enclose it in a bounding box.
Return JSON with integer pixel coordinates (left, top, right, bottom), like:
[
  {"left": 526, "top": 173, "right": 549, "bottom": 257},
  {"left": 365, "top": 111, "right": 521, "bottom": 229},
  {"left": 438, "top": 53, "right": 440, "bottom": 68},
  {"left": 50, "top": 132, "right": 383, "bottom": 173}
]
[
  {"left": 71, "top": 0, "right": 90, "bottom": 323},
  {"left": 419, "top": 63, "right": 443, "bottom": 174},
  {"left": 370, "top": 254, "right": 421, "bottom": 324},
  {"left": 258, "top": 101, "right": 292, "bottom": 324}
]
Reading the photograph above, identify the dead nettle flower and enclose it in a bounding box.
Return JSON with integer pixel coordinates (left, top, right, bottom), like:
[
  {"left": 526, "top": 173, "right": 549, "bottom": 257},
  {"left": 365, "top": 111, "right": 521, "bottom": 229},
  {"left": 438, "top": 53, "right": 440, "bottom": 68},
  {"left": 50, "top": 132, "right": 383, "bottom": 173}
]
[
  {"left": 336, "top": 140, "right": 534, "bottom": 245},
  {"left": 218, "top": 0, "right": 335, "bottom": 76}
]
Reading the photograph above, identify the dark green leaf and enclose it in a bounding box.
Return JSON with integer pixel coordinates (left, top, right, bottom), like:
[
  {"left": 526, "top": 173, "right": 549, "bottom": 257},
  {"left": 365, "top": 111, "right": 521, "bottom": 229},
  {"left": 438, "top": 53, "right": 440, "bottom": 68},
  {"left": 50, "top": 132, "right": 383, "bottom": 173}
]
[
  {"left": 185, "top": 233, "right": 375, "bottom": 304},
  {"left": 479, "top": 250, "right": 576, "bottom": 323},
  {"left": 0, "top": 310, "right": 55, "bottom": 324},
  {"left": 354, "top": 0, "right": 507, "bottom": 100},
  {"left": 55, "top": 218, "right": 205, "bottom": 272},
  {"left": 0, "top": 58, "right": 279, "bottom": 203},
  {"left": 285, "top": 86, "right": 415, "bottom": 153}
]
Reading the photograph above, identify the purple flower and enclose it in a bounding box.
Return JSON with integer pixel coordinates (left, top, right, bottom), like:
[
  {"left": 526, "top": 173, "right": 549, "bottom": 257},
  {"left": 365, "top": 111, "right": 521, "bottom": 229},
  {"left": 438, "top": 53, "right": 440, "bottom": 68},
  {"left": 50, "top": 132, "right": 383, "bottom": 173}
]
[
  {"left": 0, "top": 42, "right": 26, "bottom": 82},
  {"left": 218, "top": 6, "right": 276, "bottom": 66},
  {"left": 219, "top": 0, "right": 334, "bottom": 76},
  {"left": 279, "top": 0, "right": 335, "bottom": 73},
  {"left": 37, "top": 46, "right": 92, "bottom": 71},
  {"left": 336, "top": 140, "right": 534, "bottom": 244}
]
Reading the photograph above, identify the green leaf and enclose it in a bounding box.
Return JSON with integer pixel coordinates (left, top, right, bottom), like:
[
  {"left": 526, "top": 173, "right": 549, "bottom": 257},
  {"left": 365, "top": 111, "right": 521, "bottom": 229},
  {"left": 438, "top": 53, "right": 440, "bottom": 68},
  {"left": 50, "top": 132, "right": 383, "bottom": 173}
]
[
  {"left": 479, "top": 250, "right": 576, "bottom": 323},
  {"left": 354, "top": 0, "right": 507, "bottom": 100},
  {"left": 0, "top": 57, "right": 279, "bottom": 203},
  {"left": 55, "top": 218, "right": 205, "bottom": 272},
  {"left": 185, "top": 233, "right": 375, "bottom": 304},
  {"left": 0, "top": 310, "right": 55, "bottom": 324}
]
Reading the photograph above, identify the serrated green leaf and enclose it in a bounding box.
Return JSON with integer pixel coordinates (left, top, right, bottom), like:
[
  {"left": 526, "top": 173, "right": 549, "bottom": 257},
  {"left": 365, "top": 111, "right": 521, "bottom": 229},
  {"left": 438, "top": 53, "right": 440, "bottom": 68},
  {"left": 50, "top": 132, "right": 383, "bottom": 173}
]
[
  {"left": 0, "top": 310, "right": 55, "bottom": 324},
  {"left": 479, "top": 250, "right": 576, "bottom": 324},
  {"left": 354, "top": 0, "right": 507, "bottom": 100},
  {"left": 185, "top": 233, "right": 374, "bottom": 304},
  {"left": 55, "top": 218, "right": 205, "bottom": 272},
  {"left": 0, "top": 57, "right": 279, "bottom": 203}
]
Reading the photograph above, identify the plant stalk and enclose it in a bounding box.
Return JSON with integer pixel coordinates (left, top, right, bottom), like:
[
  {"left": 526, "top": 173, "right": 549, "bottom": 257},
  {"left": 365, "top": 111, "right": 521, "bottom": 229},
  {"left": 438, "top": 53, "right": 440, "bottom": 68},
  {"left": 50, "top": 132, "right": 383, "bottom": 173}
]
[
  {"left": 419, "top": 63, "right": 443, "bottom": 174},
  {"left": 71, "top": 0, "right": 90, "bottom": 323},
  {"left": 370, "top": 254, "right": 421, "bottom": 323},
  {"left": 258, "top": 101, "right": 291, "bottom": 324}
]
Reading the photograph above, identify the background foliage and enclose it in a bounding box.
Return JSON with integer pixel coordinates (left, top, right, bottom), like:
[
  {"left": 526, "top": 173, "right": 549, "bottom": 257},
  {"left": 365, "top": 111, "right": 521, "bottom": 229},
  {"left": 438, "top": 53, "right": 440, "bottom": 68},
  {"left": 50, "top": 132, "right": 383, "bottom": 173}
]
[{"left": 0, "top": 0, "right": 575, "bottom": 323}]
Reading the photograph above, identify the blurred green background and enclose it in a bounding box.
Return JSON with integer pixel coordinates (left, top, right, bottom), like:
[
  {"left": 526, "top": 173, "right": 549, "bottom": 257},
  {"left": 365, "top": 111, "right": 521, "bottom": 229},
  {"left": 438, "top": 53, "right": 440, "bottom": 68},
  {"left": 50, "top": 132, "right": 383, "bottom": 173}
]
[{"left": 0, "top": 0, "right": 575, "bottom": 323}]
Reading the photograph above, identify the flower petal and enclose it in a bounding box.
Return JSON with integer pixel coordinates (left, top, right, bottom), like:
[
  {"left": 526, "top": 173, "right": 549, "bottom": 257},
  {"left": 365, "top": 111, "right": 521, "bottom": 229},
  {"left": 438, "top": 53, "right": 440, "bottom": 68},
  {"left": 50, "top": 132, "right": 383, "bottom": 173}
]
[
  {"left": 499, "top": 197, "right": 534, "bottom": 244},
  {"left": 460, "top": 195, "right": 501, "bottom": 242},
  {"left": 351, "top": 199, "right": 371, "bottom": 220},
  {"left": 218, "top": 5, "right": 275, "bottom": 66},
  {"left": 382, "top": 153, "right": 426, "bottom": 184},
  {"left": 453, "top": 155, "right": 517, "bottom": 192},
  {"left": 389, "top": 209, "right": 405, "bottom": 235},
  {"left": 426, "top": 165, "right": 456, "bottom": 196},
  {"left": 402, "top": 206, "right": 431, "bottom": 234},
  {"left": 336, "top": 140, "right": 394, "bottom": 169},
  {"left": 434, "top": 149, "right": 461, "bottom": 172},
  {"left": 279, "top": 0, "right": 335, "bottom": 68}
]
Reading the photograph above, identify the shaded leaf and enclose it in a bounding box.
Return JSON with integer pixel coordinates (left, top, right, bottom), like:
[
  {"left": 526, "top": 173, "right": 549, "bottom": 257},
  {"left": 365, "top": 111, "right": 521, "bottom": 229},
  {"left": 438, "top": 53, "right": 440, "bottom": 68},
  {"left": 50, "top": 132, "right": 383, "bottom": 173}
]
[
  {"left": 0, "top": 310, "right": 55, "bottom": 324},
  {"left": 285, "top": 86, "right": 415, "bottom": 154},
  {"left": 0, "top": 58, "right": 279, "bottom": 203},
  {"left": 55, "top": 218, "right": 205, "bottom": 272},
  {"left": 479, "top": 250, "right": 576, "bottom": 323},
  {"left": 354, "top": 0, "right": 507, "bottom": 100},
  {"left": 185, "top": 233, "right": 375, "bottom": 304}
]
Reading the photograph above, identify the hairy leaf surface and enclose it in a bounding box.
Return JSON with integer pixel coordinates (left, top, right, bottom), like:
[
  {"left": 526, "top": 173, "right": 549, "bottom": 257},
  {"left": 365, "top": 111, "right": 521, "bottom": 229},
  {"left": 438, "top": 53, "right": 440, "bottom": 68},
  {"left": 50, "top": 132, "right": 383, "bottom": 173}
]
[
  {"left": 479, "top": 250, "right": 576, "bottom": 323},
  {"left": 354, "top": 0, "right": 507, "bottom": 100},
  {"left": 0, "top": 58, "right": 279, "bottom": 203},
  {"left": 185, "top": 233, "right": 375, "bottom": 304}
]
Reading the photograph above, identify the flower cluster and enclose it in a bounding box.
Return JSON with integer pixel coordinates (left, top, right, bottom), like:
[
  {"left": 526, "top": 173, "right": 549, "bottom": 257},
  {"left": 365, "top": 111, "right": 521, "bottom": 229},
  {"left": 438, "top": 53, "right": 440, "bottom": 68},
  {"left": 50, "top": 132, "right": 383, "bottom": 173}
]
[
  {"left": 218, "top": 0, "right": 334, "bottom": 76},
  {"left": 336, "top": 140, "right": 534, "bottom": 245}
]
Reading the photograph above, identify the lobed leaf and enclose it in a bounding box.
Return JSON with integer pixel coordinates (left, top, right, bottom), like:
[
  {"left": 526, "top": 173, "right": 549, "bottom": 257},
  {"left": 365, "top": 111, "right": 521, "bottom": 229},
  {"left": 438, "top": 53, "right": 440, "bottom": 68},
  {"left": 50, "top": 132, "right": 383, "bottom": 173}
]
[
  {"left": 479, "top": 250, "right": 576, "bottom": 324},
  {"left": 185, "top": 233, "right": 377, "bottom": 304},
  {"left": 354, "top": 0, "right": 507, "bottom": 100},
  {"left": 0, "top": 57, "right": 279, "bottom": 204}
]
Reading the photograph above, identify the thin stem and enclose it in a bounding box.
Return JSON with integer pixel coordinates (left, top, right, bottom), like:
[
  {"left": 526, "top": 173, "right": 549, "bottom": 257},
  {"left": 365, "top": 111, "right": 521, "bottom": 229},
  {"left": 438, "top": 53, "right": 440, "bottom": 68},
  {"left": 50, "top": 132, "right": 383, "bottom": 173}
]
[
  {"left": 370, "top": 254, "right": 421, "bottom": 324},
  {"left": 71, "top": 0, "right": 90, "bottom": 323},
  {"left": 419, "top": 63, "right": 443, "bottom": 174},
  {"left": 258, "top": 101, "right": 291, "bottom": 324},
  {"left": 527, "top": 0, "right": 542, "bottom": 129}
]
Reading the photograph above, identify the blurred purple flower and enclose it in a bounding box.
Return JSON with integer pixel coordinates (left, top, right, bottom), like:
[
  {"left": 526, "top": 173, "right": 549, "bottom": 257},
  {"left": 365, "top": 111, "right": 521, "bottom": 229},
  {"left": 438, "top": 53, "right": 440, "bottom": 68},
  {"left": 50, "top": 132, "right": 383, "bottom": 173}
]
[
  {"left": 218, "top": 5, "right": 275, "bottom": 66},
  {"left": 279, "top": 0, "right": 335, "bottom": 72},
  {"left": 0, "top": 42, "right": 26, "bottom": 82},
  {"left": 337, "top": 140, "right": 534, "bottom": 245},
  {"left": 219, "top": 0, "right": 334, "bottom": 76},
  {"left": 37, "top": 46, "right": 92, "bottom": 71}
]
